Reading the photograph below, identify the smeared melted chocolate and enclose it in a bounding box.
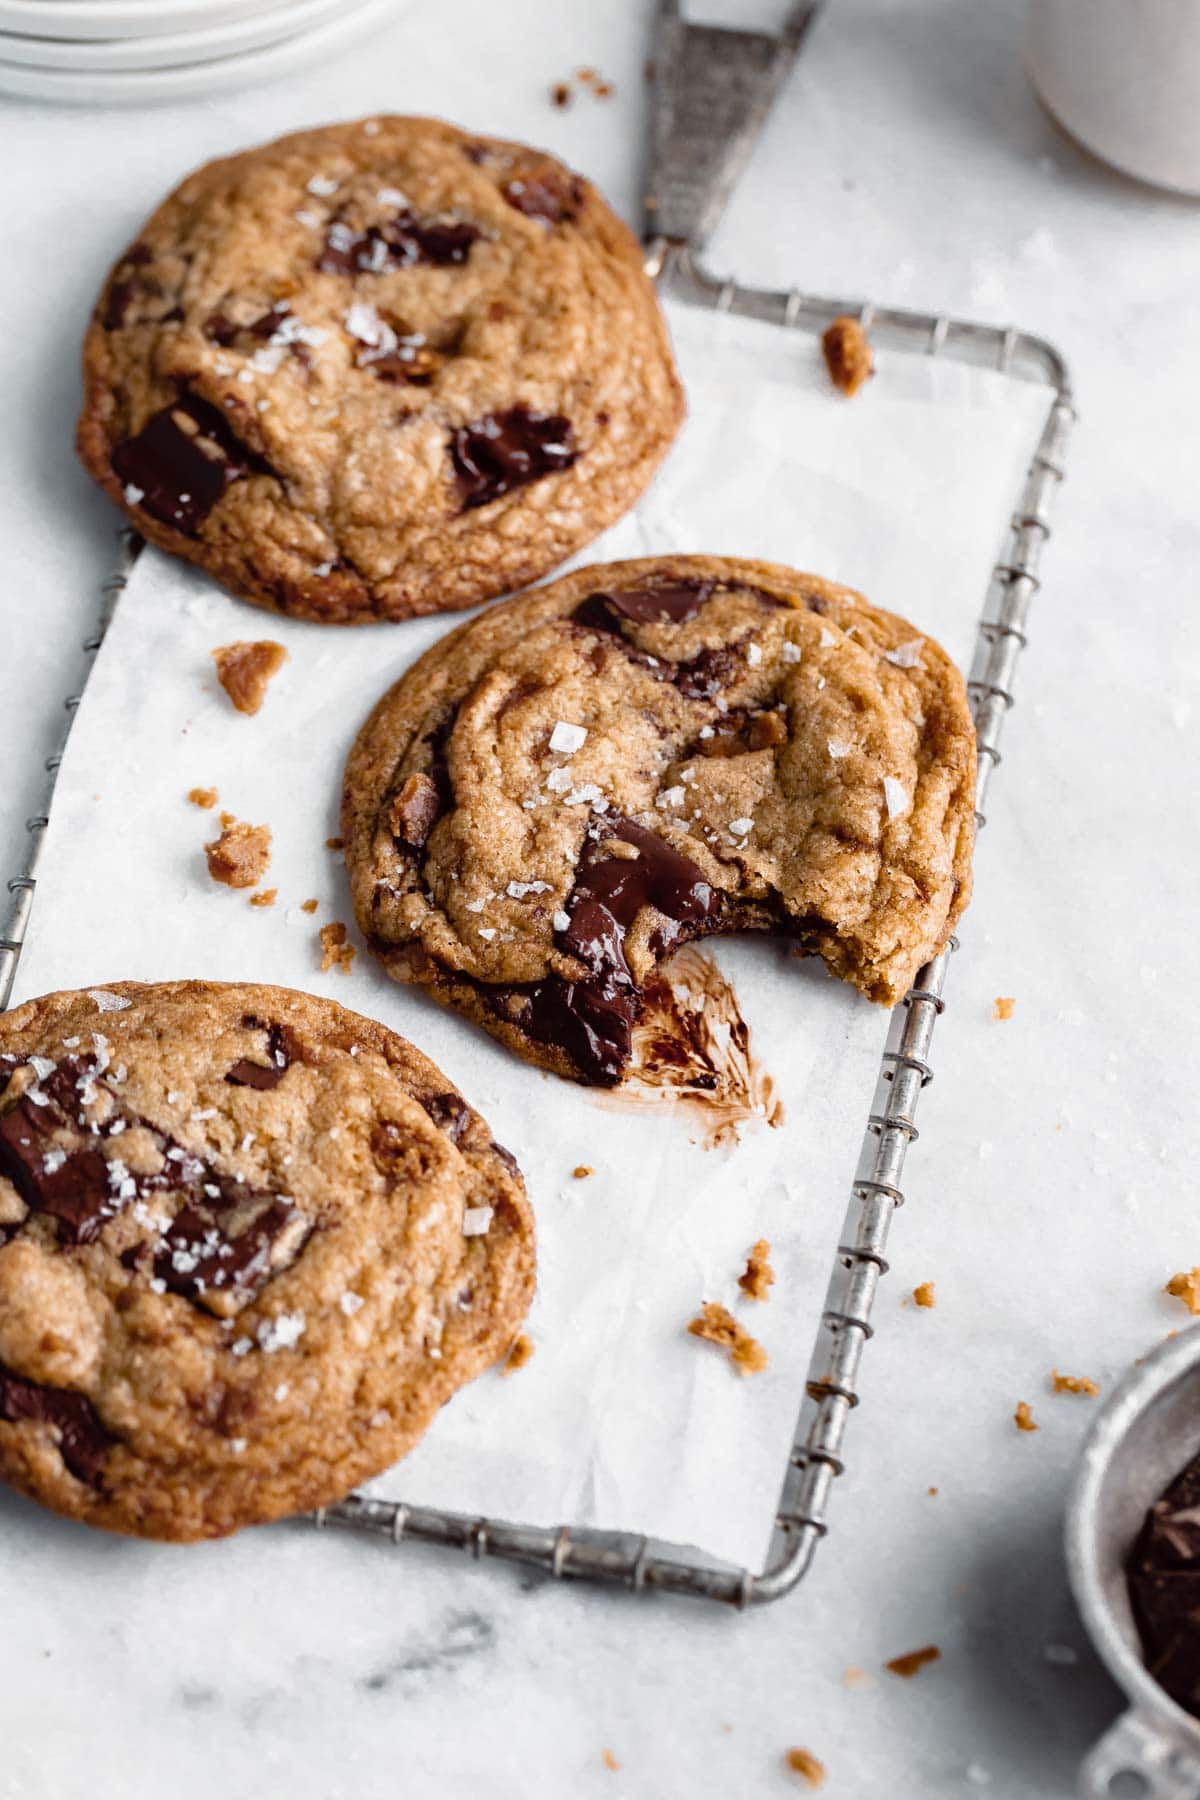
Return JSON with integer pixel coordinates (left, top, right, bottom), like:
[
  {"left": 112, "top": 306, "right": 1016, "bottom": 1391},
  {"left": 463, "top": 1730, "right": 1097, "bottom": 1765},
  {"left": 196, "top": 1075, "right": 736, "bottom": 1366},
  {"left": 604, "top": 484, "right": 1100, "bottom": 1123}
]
[
  {"left": 451, "top": 409, "right": 576, "bottom": 511},
  {"left": 111, "top": 395, "right": 260, "bottom": 535},
  {"left": 501, "top": 173, "right": 583, "bottom": 225},
  {"left": 518, "top": 819, "right": 719, "bottom": 1084},
  {"left": 1128, "top": 1447, "right": 1200, "bottom": 1716},
  {"left": 0, "top": 1364, "right": 111, "bottom": 1486},
  {"left": 574, "top": 581, "right": 715, "bottom": 629},
  {"left": 150, "top": 1197, "right": 298, "bottom": 1304},
  {"left": 318, "top": 210, "right": 480, "bottom": 276}
]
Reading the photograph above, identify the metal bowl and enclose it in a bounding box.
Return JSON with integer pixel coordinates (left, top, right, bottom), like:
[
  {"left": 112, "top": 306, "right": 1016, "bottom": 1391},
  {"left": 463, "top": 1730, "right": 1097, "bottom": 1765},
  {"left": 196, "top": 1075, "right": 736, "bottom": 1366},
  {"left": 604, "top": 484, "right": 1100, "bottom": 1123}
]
[{"left": 1067, "top": 1324, "right": 1200, "bottom": 1797}]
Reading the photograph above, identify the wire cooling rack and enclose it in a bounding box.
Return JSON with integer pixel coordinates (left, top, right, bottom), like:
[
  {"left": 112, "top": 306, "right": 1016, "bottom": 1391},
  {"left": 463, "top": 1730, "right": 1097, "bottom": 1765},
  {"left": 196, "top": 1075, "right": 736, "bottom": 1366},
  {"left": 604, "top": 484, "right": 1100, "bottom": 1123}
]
[{"left": 0, "top": 2, "right": 1077, "bottom": 1607}]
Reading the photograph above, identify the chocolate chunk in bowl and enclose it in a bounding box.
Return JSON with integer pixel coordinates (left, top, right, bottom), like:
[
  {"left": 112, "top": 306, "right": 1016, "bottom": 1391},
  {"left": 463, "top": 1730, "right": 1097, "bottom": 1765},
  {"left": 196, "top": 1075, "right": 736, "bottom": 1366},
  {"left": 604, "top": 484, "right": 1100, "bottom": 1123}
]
[{"left": 0, "top": 981, "right": 533, "bottom": 1541}]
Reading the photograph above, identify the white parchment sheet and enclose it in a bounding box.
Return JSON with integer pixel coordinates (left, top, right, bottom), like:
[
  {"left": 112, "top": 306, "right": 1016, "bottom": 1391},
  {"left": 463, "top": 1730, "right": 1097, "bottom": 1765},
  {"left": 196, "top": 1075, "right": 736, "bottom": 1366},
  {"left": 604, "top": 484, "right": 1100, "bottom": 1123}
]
[{"left": 13, "top": 304, "right": 1049, "bottom": 1569}]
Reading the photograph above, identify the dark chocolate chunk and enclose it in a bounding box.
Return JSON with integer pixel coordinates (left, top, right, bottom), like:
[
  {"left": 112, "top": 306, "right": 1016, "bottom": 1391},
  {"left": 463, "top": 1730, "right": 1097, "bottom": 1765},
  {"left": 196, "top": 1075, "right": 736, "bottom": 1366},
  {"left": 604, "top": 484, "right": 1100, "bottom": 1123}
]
[
  {"left": 574, "top": 581, "right": 714, "bottom": 629},
  {"left": 150, "top": 1198, "right": 301, "bottom": 1306},
  {"left": 318, "top": 210, "right": 480, "bottom": 276},
  {"left": 420, "top": 1091, "right": 470, "bottom": 1143},
  {"left": 0, "top": 1094, "right": 116, "bottom": 1245},
  {"left": 101, "top": 243, "right": 154, "bottom": 331},
  {"left": 225, "top": 1059, "right": 284, "bottom": 1091},
  {"left": 501, "top": 173, "right": 583, "bottom": 225},
  {"left": 0, "top": 1364, "right": 111, "bottom": 1486},
  {"left": 520, "top": 819, "right": 719, "bottom": 1084},
  {"left": 451, "top": 408, "right": 576, "bottom": 511},
  {"left": 111, "top": 395, "right": 259, "bottom": 535},
  {"left": 1128, "top": 1447, "right": 1200, "bottom": 1716},
  {"left": 389, "top": 773, "right": 442, "bottom": 851}
]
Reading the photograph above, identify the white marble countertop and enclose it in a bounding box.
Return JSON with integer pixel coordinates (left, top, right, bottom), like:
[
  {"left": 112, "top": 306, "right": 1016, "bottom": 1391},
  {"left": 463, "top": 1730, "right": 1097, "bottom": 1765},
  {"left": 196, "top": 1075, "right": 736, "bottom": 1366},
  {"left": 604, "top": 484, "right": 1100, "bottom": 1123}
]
[{"left": 3, "top": 2, "right": 1200, "bottom": 1794}]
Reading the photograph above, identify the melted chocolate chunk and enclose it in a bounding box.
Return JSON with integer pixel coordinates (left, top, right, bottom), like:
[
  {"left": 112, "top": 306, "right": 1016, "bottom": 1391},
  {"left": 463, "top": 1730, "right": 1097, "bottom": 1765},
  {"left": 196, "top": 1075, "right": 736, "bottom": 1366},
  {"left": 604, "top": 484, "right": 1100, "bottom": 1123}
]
[
  {"left": 0, "top": 1364, "right": 111, "bottom": 1486},
  {"left": 318, "top": 210, "right": 480, "bottom": 276},
  {"left": 501, "top": 173, "right": 583, "bottom": 225},
  {"left": 111, "top": 396, "right": 259, "bottom": 535},
  {"left": 224, "top": 1015, "right": 299, "bottom": 1091},
  {"left": 0, "top": 1088, "right": 117, "bottom": 1245},
  {"left": 1128, "top": 1448, "right": 1200, "bottom": 1716},
  {"left": 521, "top": 819, "right": 720, "bottom": 1084},
  {"left": 150, "top": 1198, "right": 300, "bottom": 1305},
  {"left": 451, "top": 409, "right": 576, "bottom": 511},
  {"left": 225, "top": 1060, "right": 283, "bottom": 1091},
  {"left": 389, "top": 773, "right": 442, "bottom": 851},
  {"left": 419, "top": 1091, "right": 470, "bottom": 1143},
  {"left": 101, "top": 243, "right": 154, "bottom": 331},
  {"left": 574, "top": 580, "right": 715, "bottom": 629}
]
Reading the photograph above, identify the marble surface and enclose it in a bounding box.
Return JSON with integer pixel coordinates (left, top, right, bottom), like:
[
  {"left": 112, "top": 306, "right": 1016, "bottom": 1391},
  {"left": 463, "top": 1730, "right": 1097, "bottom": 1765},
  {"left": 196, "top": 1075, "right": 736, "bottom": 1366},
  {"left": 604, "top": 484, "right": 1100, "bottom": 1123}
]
[{"left": 2, "top": 1, "right": 1199, "bottom": 1794}]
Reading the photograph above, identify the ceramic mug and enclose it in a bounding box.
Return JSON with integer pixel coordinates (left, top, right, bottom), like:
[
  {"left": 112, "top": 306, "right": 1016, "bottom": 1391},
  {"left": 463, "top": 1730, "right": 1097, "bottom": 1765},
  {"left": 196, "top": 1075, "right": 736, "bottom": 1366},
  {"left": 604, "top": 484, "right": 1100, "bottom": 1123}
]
[{"left": 1025, "top": 0, "right": 1200, "bottom": 195}]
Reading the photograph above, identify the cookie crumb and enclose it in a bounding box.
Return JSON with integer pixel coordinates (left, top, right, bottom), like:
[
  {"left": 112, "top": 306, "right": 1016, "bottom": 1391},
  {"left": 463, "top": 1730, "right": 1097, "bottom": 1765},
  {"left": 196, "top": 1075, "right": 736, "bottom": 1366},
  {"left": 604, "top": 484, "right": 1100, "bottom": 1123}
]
[
  {"left": 550, "top": 81, "right": 572, "bottom": 108},
  {"left": 249, "top": 888, "right": 277, "bottom": 909},
  {"left": 212, "top": 641, "right": 287, "bottom": 716},
  {"left": 737, "top": 1238, "right": 775, "bottom": 1301},
  {"left": 601, "top": 1749, "right": 620, "bottom": 1773},
  {"left": 687, "top": 1301, "right": 768, "bottom": 1376},
  {"left": 205, "top": 819, "right": 272, "bottom": 890},
  {"left": 188, "top": 786, "right": 218, "bottom": 809},
  {"left": 927, "top": 1486, "right": 939, "bottom": 1496},
  {"left": 1052, "top": 1370, "right": 1099, "bottom": 1397},
  {"left": 992, "top": 996, "right": 1015, "bottom": 1021},
  {"left": 843, "top": 1664, "right": 871, "bottom": 1689},
  {"left": 1166, "top": 1268, "right": 1200, "bottom": 1314},
  {"left": 913, "top": 1280, "right": 936, "bottom": 1309},
  {"left": 1014, "top": 1400, "right": 1038, "bottom": 1432},
  {"left": 301, "top": 898, "right": 319, "bottom": 914},
  {"left": 784, "top": 1748, "right": 825, "bottom": 1788},
  {"left": 504, "top": 1332, "right": 534, "bottom": 1375},
  {"left": 573, "top": 1165, "right": 593, "bottom": 1179},
  {"left": 319, "top": 921, "right": 356, "bottom": 975},
  {"left": 326, "top": 836, "right": 345, "bottom": 852},
  {"left": 821, "top": 315, "right": 873, "bottom": 397},
  {"left": 885, "top": 1644, "right": 940, "bottom": 1679}
]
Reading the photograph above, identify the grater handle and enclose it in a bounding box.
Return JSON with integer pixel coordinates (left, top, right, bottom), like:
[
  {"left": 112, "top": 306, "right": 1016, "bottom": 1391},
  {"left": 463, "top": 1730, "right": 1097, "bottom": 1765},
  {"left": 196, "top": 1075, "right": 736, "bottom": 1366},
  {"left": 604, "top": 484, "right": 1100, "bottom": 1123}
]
[{"left": 644, "top": 0, "right": 823, "bottom": 249}]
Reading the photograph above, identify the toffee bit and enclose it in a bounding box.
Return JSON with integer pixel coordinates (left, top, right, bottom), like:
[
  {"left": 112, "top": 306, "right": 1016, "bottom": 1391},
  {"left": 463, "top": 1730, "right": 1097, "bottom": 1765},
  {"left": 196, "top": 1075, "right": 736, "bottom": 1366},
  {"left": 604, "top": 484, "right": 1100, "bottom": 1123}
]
[
  {"left": 885, "top": 1644, "right": 940, "bottom": 1679},
  {"left": 188, "top": 786, "right": 219, "bottom": 809},
  {"left": 212, "top": 640, "right": 287, "bottom": 716},
  {"left": 503, "top": 1332, "right": 534, "bottom": 1375},
  {"left": 912, "top": 1280, "right": 936, "bottom": 1309},
  {"left": 784, "top": 1747, "right": 825, "bottom": 1788},
  {"left": 1165, "top": 1268, "right": 1200, "bottom": 1314},
  {"left": 821, "top": 315, "right": 873, "bottom": 397},
  {"left": 1014, "top": 1400, "right": 1038, "bottom": 1432},
  {"left": 319, "top": 921, "right": 356, "bottom": 975},
  {"left": 205, "top": 819, "right": 272, "bottom": 889},
  {"left": 992, "top": 996, "right": 1016, "bottom": 1021},
  {"left": 1052, "top": 1369, "right": 1099, "bottom": 1397},
  {"left": 687, "top": 1300, "right": 768, "bottom": 1376},
  {"left": 738, "top": 1238, "right": 775, "bottom": 1302}
]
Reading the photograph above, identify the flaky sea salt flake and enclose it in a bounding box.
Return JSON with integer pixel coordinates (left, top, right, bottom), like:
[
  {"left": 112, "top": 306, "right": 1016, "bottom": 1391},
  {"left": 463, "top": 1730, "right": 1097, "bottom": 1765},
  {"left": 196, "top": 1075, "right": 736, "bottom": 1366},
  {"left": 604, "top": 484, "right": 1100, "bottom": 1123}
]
[{"left": 883, "top": 777, "right": 910, "bottom": 819}]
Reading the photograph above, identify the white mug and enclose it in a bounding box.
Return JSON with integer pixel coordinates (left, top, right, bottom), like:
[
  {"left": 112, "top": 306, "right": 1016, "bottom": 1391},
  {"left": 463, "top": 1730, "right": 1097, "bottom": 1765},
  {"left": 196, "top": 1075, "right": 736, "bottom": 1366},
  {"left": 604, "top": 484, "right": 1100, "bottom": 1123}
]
[{"left": 1025, "top": 0, "right": 1200, "bottom": 195}]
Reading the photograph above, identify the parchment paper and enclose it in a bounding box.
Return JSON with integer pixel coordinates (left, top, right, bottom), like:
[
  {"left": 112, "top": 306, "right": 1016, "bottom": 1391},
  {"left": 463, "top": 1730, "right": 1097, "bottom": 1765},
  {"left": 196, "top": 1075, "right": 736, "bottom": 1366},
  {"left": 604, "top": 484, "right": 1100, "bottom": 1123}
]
[{"left": 12, "top": 303, "right": 1049, "bottom": 1569}]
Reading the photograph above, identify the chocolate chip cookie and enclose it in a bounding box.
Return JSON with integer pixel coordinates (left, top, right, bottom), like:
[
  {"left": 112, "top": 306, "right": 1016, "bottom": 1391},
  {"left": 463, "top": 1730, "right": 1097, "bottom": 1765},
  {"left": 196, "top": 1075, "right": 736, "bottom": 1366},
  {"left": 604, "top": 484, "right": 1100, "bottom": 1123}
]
[
  {"left": 0, "top": 981, "right": 533, "bottom": 1540},
  {"left": 343, "top": 555, "right": 976, "bottom": 1084},
  {"left": 76, "top": 116, "right": 683, "bottom": 625}
]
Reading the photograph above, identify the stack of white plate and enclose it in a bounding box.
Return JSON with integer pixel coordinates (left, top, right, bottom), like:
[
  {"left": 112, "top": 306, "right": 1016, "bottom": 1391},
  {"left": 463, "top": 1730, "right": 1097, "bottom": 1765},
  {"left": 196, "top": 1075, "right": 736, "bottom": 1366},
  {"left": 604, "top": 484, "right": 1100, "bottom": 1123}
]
[{"left": 0, "top": 0, "right": 397, "bottom": 104}]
